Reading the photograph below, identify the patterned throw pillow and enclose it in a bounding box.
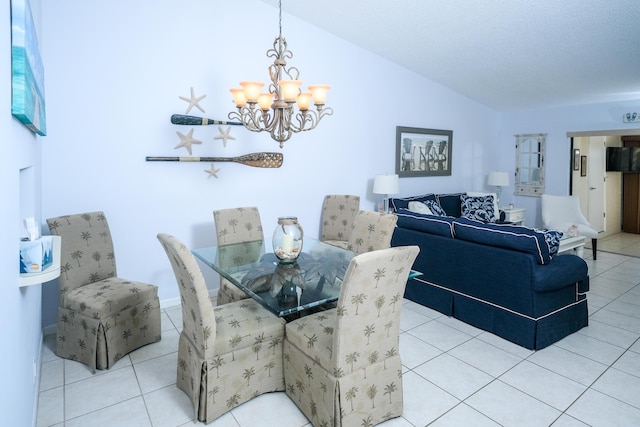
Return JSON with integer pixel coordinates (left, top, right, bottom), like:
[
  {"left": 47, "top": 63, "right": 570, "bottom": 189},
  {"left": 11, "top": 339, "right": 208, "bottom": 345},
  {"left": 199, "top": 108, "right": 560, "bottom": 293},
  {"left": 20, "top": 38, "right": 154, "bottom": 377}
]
[
  {"left": 535, "top": 228, "right": 564, "bottom": 256},
  {"left": 461, "top": 195, "right": 496, "bottom": 223},
  {"left": 423, "top": 200, "right": 448, "bottom": 216}
]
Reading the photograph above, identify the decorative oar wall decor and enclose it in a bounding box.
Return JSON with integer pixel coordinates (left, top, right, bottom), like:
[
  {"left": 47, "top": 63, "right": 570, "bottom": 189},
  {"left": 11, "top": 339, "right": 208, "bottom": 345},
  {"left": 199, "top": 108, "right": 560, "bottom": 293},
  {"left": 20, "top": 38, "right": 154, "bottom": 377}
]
[
  {"left": 171, "top": 114, "right": 242, "bottom": 126},
  {"left": 145, "top": 153, "right": 283, "bottom": 168},
  {"left": 146, "top": 87, "right": 284, "bottom": 180}
]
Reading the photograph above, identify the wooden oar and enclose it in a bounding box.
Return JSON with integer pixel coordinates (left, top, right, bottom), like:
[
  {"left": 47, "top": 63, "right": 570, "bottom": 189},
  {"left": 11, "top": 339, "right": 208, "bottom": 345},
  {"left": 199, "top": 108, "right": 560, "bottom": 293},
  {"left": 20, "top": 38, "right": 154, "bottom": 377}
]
[
  {"left": 145, "top": 152, "right": 283, "bottom": 168},
  {"left": 171, "top": 114, "right": 242, "bottom": 126}
]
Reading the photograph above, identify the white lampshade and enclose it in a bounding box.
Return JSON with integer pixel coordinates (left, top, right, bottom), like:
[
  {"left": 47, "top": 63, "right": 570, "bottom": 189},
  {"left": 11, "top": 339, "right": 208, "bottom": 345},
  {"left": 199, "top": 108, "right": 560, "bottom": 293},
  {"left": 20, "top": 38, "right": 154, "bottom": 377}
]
[
  {"left": 487, "top": 171, "right": 509, "bottom": 187},
  {"left": 373, "top": 174, "right": 400, "bottom": 195}
]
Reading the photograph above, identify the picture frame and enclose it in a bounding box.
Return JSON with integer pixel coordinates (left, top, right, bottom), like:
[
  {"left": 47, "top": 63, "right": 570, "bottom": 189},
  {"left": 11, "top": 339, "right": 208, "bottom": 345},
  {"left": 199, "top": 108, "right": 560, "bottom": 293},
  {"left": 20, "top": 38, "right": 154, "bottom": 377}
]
[
  {"left": 573, "top": 148, "right": 580, "bottom": 171},
  {"left": 581, "top": 155, "right": 587, "bottom": 177},
  {"left": 396, "top": 126, "right": 453, "bottom": 177},
  {"left": 11, "top": 0, "right": 47, "bottom": 135}
]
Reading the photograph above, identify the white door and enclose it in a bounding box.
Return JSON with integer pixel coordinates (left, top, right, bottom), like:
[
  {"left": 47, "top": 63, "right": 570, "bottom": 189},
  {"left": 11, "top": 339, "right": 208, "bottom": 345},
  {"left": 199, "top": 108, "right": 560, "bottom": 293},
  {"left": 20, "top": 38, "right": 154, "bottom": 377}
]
[{"left": 588, "top": 137, "right": 606, "bottom": 232}]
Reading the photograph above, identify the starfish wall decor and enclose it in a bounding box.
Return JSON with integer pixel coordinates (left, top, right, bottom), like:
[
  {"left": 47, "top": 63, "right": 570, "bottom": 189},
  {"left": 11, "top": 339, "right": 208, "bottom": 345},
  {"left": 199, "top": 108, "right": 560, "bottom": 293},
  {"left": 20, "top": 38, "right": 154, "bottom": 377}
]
[
  {"left": 174, "top": 129, "right": 202, "bottom": 155},
  {"left": 178, "top": 87, "right": 206, "bottom": 114},
  {"left": 213, "top": 126, "right": 236, "bottom": 147}
]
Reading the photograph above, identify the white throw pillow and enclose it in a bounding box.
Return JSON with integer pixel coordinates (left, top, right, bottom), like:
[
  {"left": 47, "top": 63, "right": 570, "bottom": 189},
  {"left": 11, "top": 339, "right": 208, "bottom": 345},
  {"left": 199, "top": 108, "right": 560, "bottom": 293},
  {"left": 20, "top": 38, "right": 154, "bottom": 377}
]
[
  {"left": 408, "top": 201, "right": 433, "bottom": 215},
  {"left": 467, "top": 191, "right": 499, "bottom": 221}
]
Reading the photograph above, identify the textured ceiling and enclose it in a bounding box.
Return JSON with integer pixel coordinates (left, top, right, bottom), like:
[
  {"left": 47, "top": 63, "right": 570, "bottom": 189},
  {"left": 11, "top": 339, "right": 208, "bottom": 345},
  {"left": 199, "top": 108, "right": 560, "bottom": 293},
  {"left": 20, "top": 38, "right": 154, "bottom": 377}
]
[{"left": 261, "top": 0, "right": 640, "bottom": 112}]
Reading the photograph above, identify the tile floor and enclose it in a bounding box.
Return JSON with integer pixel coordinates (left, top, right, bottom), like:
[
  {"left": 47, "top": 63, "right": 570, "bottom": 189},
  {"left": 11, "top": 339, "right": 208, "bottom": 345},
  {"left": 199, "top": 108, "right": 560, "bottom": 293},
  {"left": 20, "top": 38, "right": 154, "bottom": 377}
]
[
  {"left": 595, "top": 231, "right": 640, "bottom": 258},
  {"left": 36, "top": 236, "right": 640, "bottom": 427}
]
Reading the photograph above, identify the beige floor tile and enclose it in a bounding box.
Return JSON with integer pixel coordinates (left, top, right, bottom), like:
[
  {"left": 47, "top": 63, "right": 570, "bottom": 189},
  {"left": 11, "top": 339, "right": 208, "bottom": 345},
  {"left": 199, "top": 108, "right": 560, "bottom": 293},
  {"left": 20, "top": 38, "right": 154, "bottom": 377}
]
[
  {"left": 465, "top": 380, "right": 561, "bottom": 427},
  {"left": 64, "top": 365, "right": 141, "bottom": 419}
]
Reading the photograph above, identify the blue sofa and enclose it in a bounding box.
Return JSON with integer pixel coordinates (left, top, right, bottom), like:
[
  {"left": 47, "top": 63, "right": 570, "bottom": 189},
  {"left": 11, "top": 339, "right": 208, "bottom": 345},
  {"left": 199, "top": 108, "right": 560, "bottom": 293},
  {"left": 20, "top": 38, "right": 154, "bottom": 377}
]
[{"left": 390, "top": 193, "right": 589, "bottom": 350}]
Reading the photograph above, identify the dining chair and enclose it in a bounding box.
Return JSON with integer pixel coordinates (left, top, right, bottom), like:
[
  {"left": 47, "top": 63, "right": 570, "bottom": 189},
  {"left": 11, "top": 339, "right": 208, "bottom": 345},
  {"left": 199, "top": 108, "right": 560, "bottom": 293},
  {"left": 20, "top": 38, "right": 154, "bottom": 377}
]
[
  {"left": 541, "top": 194, "right": 598, "bottom": 259},
  {"left": 347, "top": 210, "right": 398, "bottom": 254},
  {"left": 46, "top": 211, "right": 161, "bottom": 372},
  {"left": 320, "top": 194, "right": 360, "bottom": 249},
  {"left": 157, "top": 233, "right": 286, "bottom": 424},
  {"left": 213, "top": 206, "right": 264, "bottom": 305},
  {"left": 284, "top": 245, "right": 420, "bottom": 427}
]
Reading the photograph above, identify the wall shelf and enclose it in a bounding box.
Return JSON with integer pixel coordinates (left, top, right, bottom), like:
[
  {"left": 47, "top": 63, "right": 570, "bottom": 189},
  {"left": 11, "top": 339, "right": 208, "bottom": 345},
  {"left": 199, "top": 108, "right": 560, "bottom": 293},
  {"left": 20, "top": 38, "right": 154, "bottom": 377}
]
[{"left": 19, "top": 236, "right": 61, "bottom": 287}]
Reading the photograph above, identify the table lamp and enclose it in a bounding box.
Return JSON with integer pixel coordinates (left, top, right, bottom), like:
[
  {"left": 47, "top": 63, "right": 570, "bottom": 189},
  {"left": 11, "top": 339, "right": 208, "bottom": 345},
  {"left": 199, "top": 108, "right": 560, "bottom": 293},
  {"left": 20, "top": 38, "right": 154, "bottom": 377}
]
[
  {"left": 487, "top": 171, "right": 509, "bottom": 207},
  {"left": 373, "top": 174, "right": 400, "bottom": 214}
]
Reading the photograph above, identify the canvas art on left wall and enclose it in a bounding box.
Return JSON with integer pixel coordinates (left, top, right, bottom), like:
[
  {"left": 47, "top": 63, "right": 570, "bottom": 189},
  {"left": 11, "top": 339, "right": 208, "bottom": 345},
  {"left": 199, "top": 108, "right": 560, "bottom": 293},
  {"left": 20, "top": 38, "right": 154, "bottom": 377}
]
[{"left": 11, "top": 0, "right": 46, "bottom": 136}]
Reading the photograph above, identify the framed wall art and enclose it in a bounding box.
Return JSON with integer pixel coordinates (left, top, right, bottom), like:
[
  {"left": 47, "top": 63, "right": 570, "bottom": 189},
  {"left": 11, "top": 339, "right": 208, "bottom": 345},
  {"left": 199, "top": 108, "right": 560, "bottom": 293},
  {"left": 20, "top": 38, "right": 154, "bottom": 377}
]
[
  {"left": 11, "top": 0, "right": 47, "bottom": 135},
  {"left": 573, "top": 148, "right": 580, "bottom": 171},
  {"left": 395, "top": 126, "right": 452, "bottom": 177},
  {"left": 581, "top": 156, "right": 587, "bottom": 177}
]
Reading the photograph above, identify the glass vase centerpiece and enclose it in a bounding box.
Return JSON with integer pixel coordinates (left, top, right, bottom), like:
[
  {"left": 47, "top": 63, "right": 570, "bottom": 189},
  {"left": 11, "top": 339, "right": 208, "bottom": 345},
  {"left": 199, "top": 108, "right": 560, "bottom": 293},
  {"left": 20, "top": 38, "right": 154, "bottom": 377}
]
[{"left": 273, "top": 217, "right": 303, "bottom": 263}]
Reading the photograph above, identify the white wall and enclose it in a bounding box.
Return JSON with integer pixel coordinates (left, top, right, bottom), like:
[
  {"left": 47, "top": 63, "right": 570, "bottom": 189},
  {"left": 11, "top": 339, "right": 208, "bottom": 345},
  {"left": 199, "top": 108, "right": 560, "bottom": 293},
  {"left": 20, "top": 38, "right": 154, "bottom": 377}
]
[
  {"left": 39, "top": 0, "right": 500, "bottom": 324},
  {"left": 0, "top": 0, "right": 45, "bottom": 424}
]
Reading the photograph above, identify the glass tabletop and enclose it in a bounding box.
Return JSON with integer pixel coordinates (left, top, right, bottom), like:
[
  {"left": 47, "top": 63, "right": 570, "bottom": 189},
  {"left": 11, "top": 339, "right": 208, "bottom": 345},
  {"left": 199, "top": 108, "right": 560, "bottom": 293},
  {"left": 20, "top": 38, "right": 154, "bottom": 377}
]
[{"left": 192, "top": 237, "right": 356, "bottom": 317}]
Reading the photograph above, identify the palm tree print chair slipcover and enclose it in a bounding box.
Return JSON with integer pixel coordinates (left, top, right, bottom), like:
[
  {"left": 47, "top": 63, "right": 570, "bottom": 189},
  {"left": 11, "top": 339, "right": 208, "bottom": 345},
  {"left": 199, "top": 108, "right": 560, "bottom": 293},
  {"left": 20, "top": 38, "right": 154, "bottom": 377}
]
[
  {"left": 157, "top": 233, "right": 286, "bottom": 423},
  {"left": 213, "top": 207, "right": 264, "bottom": 305},
  {"left": 347, "top": 210, "right": 398, "bottom": 254},
  {"left": 46, "top": 211, "right": 161, "bottom": 372},
  {"left": 320, "top": 195, "right": 360, "bottom": 249},
  {"left": 284, "top": 245, "right": 420, "bottom": 427}
]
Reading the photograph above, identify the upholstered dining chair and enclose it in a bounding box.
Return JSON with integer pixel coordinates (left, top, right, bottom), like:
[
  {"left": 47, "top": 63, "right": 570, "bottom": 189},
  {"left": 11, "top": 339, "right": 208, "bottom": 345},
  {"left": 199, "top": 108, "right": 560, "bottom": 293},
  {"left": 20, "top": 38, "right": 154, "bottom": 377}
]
[
  {"left": 320, "top": 194, "right": 360, "bottom": 249},
  {"left": 347, "top": 210, "right": 398, "bottom": 254},
  {"left": 213, "top": 206, "right": 264, "bottom": 305},
  {"left": 541, "top": 194, "right": 599, "bottom": 259},
  {"left": 284, "top": 245, "right": 420, "bottom": 427},
  {"left": 157, "top": 233, "right": 285, "bottom": 424},
  {"left": 46, "top": 211, "right": 161, "bottom": 372}
]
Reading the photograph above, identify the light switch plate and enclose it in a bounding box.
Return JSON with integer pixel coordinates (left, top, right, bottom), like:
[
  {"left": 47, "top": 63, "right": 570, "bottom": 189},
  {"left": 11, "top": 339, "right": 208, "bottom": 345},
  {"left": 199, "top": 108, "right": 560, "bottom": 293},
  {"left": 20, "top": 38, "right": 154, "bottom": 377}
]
[{"left": 623, "top": 112, "right": 639, "bottom": 123}]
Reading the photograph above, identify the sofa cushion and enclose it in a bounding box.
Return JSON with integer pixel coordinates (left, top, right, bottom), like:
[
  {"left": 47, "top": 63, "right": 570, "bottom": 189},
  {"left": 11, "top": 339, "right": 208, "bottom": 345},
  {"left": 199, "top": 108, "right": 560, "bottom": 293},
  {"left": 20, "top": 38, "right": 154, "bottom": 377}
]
[
  {"left": 452, "top": 218, "right": 553, "bottom": 264},
  {"left": 395, "top": 209, "right": 454, "bottom": 237},
  {"left": 389, "top": 193, "right": 436, "bottom": 212},
  {"left": 461, "top": 194, "right": 497, "bottom": 223},
  {"left": 436, "top": 193, "right": 464, "bottom": 217}
]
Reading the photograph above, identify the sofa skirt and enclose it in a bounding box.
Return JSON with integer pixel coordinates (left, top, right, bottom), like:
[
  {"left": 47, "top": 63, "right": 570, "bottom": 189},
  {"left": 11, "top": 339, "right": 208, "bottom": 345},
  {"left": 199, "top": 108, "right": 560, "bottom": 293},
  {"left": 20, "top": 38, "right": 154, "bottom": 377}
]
[{"left": 404, "top": 277, "right": 589, "bottom": 350}]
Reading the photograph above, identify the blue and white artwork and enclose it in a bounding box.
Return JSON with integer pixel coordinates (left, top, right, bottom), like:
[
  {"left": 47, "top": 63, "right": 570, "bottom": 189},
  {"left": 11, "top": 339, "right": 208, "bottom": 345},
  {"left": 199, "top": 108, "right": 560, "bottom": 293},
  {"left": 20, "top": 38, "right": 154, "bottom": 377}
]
[{"left": 11, "top": 0, "right": 46, "bottom": 136}]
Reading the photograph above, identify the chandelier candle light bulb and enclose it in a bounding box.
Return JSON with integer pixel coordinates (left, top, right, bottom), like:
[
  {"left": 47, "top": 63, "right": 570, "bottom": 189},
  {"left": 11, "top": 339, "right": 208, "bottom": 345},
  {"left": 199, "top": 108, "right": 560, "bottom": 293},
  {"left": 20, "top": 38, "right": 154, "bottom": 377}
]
[
  {"left": 239, "top": 81, "right": 264, "bottom": 103},
  {"left": 296, "top": 92, "right": 312, "bottom": 110},
  {"left": 229, "top": 88, "right": 247, "bottom": 107},
  {"left": 258, "top": 93, "right": 274, "bottom": 111}
]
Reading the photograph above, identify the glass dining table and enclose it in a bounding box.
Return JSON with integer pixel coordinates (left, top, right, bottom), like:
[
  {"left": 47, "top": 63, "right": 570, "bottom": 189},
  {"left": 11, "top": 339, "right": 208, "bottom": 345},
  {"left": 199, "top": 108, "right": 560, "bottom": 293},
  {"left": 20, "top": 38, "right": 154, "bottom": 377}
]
[{"left": 192, "top": 237, "right": 357, "bottom": 318}]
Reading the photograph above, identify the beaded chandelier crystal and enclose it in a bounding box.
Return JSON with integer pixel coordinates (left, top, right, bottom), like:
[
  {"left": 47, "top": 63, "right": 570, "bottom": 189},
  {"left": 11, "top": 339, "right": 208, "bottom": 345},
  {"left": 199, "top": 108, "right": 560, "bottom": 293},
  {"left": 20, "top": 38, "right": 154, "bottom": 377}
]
[{"left": 228, "top": 0, "right": 333, "bottom": 148}]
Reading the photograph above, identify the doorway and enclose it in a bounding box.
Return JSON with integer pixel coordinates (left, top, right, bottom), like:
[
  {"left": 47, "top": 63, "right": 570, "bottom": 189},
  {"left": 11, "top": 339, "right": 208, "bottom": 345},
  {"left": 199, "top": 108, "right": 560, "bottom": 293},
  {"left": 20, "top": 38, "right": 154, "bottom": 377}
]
[
  {"left": 571, "top": 136, "right": 608, "bottom": 234},
  {"left": 568, "top": 129, "right": 640, "bottom": 242}
]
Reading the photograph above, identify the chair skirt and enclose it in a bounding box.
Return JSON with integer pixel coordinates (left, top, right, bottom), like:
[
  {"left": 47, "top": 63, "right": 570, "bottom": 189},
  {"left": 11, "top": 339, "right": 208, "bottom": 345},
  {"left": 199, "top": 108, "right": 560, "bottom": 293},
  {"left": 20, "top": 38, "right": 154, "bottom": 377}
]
[
  {"left": 176, "top": 299, "right": 286, "bottom": 424},
  {"left": 55, "top": 278, "right": 161, "bottom": 372},
  {"left": 284, "top": 339, "right": 404, "bottom": 427}
]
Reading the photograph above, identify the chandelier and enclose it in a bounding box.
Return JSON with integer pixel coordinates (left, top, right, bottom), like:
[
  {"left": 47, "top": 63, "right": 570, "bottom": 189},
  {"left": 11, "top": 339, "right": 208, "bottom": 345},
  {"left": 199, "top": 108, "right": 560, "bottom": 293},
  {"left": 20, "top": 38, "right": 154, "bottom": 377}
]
[{"left": 228, "top": 0, "right": 333, "bottom": 148}]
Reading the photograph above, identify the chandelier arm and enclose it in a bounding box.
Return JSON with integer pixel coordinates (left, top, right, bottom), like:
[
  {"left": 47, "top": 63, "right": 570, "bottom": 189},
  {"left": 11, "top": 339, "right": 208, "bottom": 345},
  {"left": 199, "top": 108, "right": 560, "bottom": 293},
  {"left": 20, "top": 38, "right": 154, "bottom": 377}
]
[
  {"left": 229, "top": 107, "right": 263, "bottom": 132},
  {"left": 289, "top": 107, "right": 334, "bottom": 133}
]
